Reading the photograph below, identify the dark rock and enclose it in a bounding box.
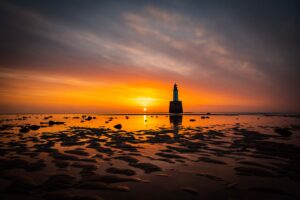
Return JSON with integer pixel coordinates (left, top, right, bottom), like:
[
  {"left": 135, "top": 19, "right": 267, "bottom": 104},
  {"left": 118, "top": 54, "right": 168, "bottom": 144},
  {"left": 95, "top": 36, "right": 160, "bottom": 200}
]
[
  {"left": 114, "top": 124, "right": 122, "bottom": 129},
  {"left": 106, "top": 167, "right": 136, "bottom": 176},
  {"left": 86, "top": 116, "right": 92, "bottom": 121},
  {"left": 274, "top": 128, "right": 293, "bottom": 137},
  {"left": 29, "top": 125, "right": 40, "bottom": 130},
  {"left": 48, "top": 121, "right": 65, "bottom": 126},
  {"left": 19, "top": 127, "right": 30, "bottom": 133}
]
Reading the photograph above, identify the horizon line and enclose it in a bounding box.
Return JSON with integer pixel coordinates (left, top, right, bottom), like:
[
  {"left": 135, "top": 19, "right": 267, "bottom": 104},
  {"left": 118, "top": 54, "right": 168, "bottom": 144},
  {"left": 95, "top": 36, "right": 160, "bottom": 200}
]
[{"left": 0, "top": 112, "right": 299, "bottom": 116}]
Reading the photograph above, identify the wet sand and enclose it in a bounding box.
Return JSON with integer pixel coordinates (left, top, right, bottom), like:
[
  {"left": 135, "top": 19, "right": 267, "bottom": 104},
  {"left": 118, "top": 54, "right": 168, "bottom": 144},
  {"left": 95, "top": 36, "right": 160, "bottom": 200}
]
[{"left": 0, "top": 113, "right": 300, "bottom": 200}]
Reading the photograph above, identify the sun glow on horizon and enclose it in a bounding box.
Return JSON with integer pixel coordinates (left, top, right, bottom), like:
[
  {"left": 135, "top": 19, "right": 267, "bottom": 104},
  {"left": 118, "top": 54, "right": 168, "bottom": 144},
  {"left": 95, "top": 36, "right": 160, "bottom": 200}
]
[{"left": 0, "top": 68, "right": 292, "bottom": 113}]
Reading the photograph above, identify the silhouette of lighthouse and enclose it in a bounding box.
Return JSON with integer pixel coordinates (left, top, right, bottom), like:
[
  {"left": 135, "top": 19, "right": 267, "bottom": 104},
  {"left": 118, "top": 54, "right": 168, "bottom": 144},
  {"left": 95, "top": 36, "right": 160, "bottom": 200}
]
[{"left": 169, "top": 83, "right": 183, "bottom": 113}]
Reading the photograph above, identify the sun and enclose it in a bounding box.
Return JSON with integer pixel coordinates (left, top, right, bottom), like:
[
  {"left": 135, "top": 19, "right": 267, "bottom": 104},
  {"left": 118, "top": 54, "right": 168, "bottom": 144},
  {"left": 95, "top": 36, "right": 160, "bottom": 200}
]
[{"left": 143, "top": 107, "right": 147, "bottom": 112}]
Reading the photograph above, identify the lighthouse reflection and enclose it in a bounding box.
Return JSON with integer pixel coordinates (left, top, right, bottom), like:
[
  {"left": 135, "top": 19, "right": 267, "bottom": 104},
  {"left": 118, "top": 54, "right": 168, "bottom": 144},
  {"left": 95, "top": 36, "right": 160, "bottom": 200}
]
[{"left": 169, "top": 114, "right": 182, "bottom": 134}]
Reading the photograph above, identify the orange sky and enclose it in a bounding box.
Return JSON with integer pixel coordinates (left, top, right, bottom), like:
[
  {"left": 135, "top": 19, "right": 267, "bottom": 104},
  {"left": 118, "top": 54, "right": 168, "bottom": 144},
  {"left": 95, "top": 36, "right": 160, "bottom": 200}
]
[{"left": 0, "top": 67, "right": 289, "bottom": 113}]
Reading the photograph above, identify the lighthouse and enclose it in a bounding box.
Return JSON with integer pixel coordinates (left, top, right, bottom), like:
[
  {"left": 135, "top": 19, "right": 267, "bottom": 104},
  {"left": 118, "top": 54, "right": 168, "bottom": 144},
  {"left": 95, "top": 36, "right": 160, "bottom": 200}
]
[
  {"left": 173, "top": 83, "right": 179, "bottom": 101},
  {"left": 169, "top": 83, "right": 183, "bottom": 113}
]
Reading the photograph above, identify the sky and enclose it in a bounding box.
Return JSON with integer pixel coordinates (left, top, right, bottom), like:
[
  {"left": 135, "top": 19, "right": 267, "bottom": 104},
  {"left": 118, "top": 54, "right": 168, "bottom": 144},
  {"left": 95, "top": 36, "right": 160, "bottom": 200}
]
[{"left": 0, "top": 0, "right": 299, "bottom": 113}]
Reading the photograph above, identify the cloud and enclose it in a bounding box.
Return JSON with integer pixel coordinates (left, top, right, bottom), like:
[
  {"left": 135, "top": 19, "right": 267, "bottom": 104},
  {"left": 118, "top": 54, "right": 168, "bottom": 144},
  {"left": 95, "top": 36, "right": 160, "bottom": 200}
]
[{"left": 0, "top": 0, "right": 299, "bottom": 112}]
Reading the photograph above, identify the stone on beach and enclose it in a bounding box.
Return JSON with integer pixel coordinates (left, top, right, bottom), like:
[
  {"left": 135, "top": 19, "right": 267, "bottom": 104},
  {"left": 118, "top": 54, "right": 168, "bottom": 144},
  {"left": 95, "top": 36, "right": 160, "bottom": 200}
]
[
  {"left": 86, "top": 116, "right": 93, "bottom": 121},
  {"left": 48, "top": 121, "right": 65, "bottom": 126},
  {"left": 114, "top": 124, "right": 122, "bottom": 129},
  {"left": 29, "top": 125, "right": 40, "bottom": 130},
  {"left": 19, "top": 127, "right": 30, "bottom": 133}
]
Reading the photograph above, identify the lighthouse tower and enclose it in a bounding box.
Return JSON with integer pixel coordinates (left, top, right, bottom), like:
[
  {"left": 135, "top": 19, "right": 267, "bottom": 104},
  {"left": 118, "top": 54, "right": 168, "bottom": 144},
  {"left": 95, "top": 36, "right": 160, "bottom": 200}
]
[
  {"left": 173, "top": 83, "right": 179, "bottom": 101},
  {"left": 169, "top": 83, "right": 183, "bottom": 113}
]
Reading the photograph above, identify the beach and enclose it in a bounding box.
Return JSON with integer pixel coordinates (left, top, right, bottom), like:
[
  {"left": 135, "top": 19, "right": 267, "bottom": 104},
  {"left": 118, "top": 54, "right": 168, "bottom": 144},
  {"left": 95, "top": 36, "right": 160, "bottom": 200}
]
[{"left": 0, "top": 113, "right": 300, "bottom": 199}]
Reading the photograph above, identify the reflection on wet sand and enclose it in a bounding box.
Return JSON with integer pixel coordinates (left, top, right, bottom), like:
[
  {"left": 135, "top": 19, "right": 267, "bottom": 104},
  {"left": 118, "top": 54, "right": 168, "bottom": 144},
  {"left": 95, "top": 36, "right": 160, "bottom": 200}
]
[
  {"left": 0, "top": 114, "right": 300, "bottom": 200},
  {"left": 170, "top": 114, "right": 182, "bottom": 135}
]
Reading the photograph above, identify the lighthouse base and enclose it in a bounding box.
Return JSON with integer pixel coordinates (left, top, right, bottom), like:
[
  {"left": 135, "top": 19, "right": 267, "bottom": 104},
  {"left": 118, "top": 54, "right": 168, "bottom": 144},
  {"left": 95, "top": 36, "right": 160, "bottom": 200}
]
[{"left": 169, "top": 101, "right": 183, "bottom": 113}]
